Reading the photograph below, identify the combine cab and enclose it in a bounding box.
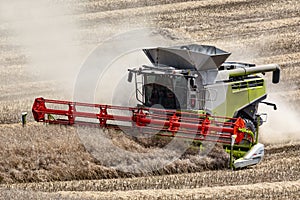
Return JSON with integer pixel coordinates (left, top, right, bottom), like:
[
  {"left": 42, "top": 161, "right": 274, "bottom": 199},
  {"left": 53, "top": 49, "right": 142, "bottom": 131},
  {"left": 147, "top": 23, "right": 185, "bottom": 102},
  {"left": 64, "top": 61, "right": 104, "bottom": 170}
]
[{"left": 32, "top": 44, "right": 280, "bottom": 169}]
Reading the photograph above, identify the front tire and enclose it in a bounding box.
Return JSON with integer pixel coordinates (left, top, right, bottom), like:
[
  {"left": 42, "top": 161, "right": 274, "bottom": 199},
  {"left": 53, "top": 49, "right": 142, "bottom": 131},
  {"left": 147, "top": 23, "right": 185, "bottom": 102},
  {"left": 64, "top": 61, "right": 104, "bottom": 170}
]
[{"left": 241, "top": 118, "right": 257, "bottom": 144}]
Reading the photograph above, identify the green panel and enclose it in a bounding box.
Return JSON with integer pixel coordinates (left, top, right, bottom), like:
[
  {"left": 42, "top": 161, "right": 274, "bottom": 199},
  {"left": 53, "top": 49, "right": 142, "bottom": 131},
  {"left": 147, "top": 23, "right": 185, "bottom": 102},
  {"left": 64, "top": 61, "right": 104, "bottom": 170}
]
[
  {"left": 212, "top": 78, "right": 267, "bottom": 118},
  {"left": 248, "top": 79, "right": 266, "bottom": 102},
  {"left": 226, "top": 84, "right": 248, "bottom": 118}
]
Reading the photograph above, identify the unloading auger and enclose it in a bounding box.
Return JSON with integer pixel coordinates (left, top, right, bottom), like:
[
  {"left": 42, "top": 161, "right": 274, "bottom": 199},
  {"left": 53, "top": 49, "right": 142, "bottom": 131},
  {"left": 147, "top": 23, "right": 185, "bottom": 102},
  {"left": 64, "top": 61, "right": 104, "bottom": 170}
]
[{"left": 32, "top": 44, "right": 280, "bottom": 169}]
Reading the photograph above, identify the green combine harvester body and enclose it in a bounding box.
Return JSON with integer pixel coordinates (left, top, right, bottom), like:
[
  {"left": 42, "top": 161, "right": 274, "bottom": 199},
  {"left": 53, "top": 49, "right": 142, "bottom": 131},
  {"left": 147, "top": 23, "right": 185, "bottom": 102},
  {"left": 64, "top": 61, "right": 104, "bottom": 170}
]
[{"left": 32, "top": 44, "right": 280, "bottom": 169}]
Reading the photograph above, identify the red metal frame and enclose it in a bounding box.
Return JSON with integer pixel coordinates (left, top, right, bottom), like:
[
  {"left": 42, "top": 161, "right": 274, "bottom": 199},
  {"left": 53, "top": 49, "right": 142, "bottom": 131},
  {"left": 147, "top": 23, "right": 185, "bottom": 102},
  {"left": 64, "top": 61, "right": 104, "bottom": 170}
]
[{"left": 32, "top": 97, "right": 250, "bottom": 145}]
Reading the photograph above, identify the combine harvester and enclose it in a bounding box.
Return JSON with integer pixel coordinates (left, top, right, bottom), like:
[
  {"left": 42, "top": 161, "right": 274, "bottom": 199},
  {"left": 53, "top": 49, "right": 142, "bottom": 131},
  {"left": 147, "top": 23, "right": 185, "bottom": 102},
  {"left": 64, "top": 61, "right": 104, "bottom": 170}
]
[{"left": 32, "top": 44, "right": 280, "bottom": 169}]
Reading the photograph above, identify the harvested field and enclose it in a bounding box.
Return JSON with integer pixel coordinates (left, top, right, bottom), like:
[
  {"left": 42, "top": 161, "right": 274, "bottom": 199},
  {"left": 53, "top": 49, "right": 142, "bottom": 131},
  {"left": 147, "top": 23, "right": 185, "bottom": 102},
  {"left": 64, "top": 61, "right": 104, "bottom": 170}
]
[
  {"left": 0, "top": 0, "right": 299, "bottom": 199},
  {"left": 1, "top": 181, "right": 299, "bottom": 200}
]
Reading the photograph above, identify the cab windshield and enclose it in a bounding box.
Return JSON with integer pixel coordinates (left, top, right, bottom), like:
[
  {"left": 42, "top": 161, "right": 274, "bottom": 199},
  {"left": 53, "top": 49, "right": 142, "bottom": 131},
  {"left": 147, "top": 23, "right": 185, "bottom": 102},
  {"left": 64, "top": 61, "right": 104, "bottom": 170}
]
[{"left": 143, "top": 74, "right": 187, "bottom": 109}]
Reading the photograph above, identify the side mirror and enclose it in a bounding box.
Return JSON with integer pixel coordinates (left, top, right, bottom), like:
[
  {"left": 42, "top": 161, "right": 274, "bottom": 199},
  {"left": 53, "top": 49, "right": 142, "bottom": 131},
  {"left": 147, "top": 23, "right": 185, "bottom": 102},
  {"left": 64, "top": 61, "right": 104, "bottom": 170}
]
[
  {"left": 190, "top": 78, "right": 196, "bottom": 89},
  {"left": 272, "top": 68, "right": 280, "bottom": 84},
  {"left": 128, "top": 71, "right": 133, "bottom": 82}
]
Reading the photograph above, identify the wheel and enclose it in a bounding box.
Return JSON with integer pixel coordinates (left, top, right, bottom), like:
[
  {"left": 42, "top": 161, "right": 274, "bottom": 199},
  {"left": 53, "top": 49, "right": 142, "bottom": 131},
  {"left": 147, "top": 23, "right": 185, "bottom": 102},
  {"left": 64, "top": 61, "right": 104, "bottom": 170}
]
[{"left": 241, "top": 118, "right": 257, "bottom": 144}]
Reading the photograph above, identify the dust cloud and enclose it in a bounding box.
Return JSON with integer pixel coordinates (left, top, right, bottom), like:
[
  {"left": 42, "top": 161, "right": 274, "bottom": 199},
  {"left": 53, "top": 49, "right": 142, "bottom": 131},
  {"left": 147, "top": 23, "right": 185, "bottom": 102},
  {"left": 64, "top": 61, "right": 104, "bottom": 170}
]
[
  {"left": 74, "top": 28, "right": 181, "bottom": 105},
  {"left": 260, "top": 93, "right": 300, "bottom": 144},
  {"left": 0, "top": 0, "right": 188, "bottom": 103},
  {"left": 0, "top": 0, "right": 85, "bottom": 87}
]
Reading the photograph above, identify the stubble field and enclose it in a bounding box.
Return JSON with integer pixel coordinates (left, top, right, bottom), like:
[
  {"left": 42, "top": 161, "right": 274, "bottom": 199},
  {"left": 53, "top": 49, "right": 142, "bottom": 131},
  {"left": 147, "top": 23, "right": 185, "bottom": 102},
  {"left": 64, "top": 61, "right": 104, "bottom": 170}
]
[{"left": 0, "top": 0, "right": 299, "bottom": 199}]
